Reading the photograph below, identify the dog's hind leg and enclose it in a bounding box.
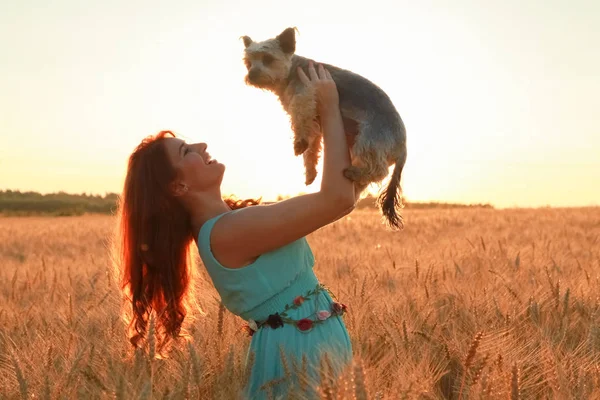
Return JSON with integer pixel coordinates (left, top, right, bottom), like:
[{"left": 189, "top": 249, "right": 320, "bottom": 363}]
[
  {"left": 346, "top": 114, "right": 407, "bottom": 229},
  {"left": 343, "top": 116, "right": 406, "bottom": 227},
  {"left": 343, "top": 144, "right": 390, "bottom": 186},
  {"left": 343, "top": 115, "right": 404, "bottom": 186}
]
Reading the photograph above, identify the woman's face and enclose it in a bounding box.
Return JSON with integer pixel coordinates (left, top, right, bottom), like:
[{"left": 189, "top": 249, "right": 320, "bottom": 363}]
[{"left": 164, "top": 137, "right": 225, "bottom": 194}]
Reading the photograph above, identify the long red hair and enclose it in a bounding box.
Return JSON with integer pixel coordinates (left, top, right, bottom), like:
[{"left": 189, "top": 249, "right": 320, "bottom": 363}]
[{"left": 114, "top": 130, "right": 259, "bottom": 352}]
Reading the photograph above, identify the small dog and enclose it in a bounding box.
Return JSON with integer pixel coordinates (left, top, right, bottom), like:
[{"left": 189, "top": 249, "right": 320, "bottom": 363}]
[{"left": 241, "top": 27, "right": 407, "bottom": 229}]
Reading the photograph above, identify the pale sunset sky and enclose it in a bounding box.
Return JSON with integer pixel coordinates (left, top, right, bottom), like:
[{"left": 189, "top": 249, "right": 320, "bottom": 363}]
[{"left": 1, "top": 0, "right": 598, "bottom": 208}]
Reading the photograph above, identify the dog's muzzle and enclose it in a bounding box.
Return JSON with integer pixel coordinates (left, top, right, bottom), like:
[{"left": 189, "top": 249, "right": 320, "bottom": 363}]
[{"left": 247, "top": 68, "right": 261, "bottom": 83}]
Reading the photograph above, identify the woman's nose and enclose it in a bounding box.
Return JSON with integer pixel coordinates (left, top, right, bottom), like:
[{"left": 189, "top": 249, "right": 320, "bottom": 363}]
[{"left": 194, "top": 143, "right": 208, "bottom": 152}]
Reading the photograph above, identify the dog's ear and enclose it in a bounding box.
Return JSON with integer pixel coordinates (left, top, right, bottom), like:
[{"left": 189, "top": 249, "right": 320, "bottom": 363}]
[
  {"left": 241, "top": 35, "right": 253, "bottom": 48},
  {"left": 276, "top": 27, "right": 297, "bottom": 54}
]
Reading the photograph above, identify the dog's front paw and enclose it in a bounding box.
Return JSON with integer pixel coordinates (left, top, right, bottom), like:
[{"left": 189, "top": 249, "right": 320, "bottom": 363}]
[
  {"left": 305, "top": 168, "right": 317, "bottom": 185},
  {"left": 294, "top": 139, "right": 309, "bottom": 155},
  {"left": 343, "top": 166, "right": 364, "bottom": 183}
]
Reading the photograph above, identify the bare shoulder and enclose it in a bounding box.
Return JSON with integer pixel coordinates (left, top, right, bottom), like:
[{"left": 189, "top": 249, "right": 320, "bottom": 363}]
[{"left": 210, "top": 192, "right": 354, "bottom": 269}]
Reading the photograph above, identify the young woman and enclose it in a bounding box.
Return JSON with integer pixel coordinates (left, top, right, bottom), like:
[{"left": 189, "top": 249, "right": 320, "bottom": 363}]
[{"left": 115, "top": 62, "right": 355, "bottom": 398}]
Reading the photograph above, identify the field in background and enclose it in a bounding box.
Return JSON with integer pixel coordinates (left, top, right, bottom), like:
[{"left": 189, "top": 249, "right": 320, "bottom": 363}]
[{"left": 1, "top": 207, "right": 599, "bottom": 399}]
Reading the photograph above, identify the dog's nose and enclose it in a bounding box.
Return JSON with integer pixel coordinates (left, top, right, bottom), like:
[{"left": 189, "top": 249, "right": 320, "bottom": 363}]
[{"left": 248, "top": 68, "right": 260, "bottom": 82}]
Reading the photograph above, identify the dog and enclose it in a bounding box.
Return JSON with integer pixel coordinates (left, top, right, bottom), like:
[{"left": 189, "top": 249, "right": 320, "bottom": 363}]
[{"left": 241, "top": 27, "right": 407, "bottom": 229}]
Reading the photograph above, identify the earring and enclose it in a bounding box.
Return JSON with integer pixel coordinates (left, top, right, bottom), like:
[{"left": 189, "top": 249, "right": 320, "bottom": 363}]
[{"left": 182, "top": 184, "right": 188, "bottom": 192}]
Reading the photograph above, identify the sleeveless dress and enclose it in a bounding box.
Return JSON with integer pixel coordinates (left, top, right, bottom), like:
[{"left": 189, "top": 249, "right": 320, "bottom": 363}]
[{"left": 197, "top": 209, "right": 353, "bottom": 399}]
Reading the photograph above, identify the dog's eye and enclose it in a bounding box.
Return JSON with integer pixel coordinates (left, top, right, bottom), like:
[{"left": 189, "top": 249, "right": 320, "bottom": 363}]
[{"left": 263, "top": 54, "right": 274, "bottom": 66}]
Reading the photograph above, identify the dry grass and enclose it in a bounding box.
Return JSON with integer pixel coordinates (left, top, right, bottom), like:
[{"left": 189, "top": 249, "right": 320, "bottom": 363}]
[{"left": 1, "top": 207, "right": 599, "bottom": 399}]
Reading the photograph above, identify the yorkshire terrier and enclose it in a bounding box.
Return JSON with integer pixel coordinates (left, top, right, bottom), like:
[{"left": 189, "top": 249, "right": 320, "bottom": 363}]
[{"left": 241, "top": 27, "right": 407, "bottom": 229}]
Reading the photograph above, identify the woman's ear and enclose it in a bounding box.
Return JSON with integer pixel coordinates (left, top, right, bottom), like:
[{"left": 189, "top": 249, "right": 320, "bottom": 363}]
[{"left": 171, "top": 181, "right": 189, "bottom": 197}]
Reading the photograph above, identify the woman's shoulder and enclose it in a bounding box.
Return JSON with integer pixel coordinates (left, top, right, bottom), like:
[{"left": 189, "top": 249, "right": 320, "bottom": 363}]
[
  {"left": 197, "top": 206, "right": 313, "bottom": 271},
  {"left": 198, "top": 208, "right": 239, "bottom": 247}
]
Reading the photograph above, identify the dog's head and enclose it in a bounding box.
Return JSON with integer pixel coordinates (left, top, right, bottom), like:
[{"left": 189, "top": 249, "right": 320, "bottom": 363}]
[{"left": 241, "top": 27, "right": 297, "bottom": 89}]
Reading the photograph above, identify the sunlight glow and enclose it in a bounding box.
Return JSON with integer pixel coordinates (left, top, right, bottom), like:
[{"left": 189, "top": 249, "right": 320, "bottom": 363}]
[{"left": 1, "top": 0, "right": 598, "bottom": 208}]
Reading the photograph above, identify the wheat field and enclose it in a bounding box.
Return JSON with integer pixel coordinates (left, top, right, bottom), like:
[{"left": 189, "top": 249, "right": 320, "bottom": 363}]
[{"left": 1, "top": 207, "right": 599, "bottom": 399}]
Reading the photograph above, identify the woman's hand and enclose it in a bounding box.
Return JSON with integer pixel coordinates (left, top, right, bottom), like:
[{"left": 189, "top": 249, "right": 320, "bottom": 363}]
[
  {"left": 297, "top": 61, "right": 354, "bottom": 206},
  {"left": 297, "top": 61, "right": 339, "bottom": 117}
]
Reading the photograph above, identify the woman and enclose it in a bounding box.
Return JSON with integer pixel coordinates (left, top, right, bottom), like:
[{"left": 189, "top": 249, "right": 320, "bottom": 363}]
[{"left": 115, "top": 62, "right": 355, "bottom": 399}]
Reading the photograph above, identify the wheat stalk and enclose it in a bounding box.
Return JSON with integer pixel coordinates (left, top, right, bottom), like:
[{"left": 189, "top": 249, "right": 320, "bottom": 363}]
[
  {"left": 353, "top": 359, "right": 368, "bottom": 400},
  {"left": 188, "top": 340, "right": 203, "bottom": 395},
  {"left": 458, "top": 331, "right": 483, "bottom": 399},
  {"left": 10, "top": 353, "right": 28, "bottom": 400},
  {"left": 510, "top": 362, "right": 520, "bottom": 400},
  {"left": 115, "top": 374, "right": 126, "bottom": 400},
  {"left": 217, "top": 302, "right": 225, "bottom": 338}
]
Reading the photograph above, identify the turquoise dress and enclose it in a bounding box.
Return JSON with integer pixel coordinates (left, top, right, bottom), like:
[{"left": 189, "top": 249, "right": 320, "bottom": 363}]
[{"left": 197, "top": 209, "right": 353, "bottom": 399}]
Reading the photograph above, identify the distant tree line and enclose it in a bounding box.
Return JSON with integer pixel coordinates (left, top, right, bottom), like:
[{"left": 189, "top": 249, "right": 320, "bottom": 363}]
[
  {"left": 267, "top": 194, "right": 492, "bottom": 210},
  {"left": 0, "top": 190, "right": 492, "bottom": 216},
  {"left": 0, "top": 190, "right": 119, "bottom": 216},
  {"left": 352, "top": 195, "right": 493, "bottom": 210}
]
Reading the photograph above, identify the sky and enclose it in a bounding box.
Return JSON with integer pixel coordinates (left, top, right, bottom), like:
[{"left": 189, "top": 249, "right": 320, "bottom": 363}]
[{"left": 1, "top": 0, "right": 598, "bottom": 208}]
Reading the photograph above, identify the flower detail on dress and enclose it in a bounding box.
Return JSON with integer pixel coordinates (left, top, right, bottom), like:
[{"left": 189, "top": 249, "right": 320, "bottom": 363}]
[
  {"left": 241, "top": 284, "right": 348, "bottom": 336},
  {"left": 266, "top": 313, "right": 284, "bottom": 329},
  {"left": 296, "top": 318, "right": 313, "bottom": 331},
  {"left": 242, "top": 319, "right": 259, "bottom": 336},
  {"left": 248, "top": 319, "right": 258, "bottom": 331},
  {"left": 332, "top": 302, "right": 348, "bottom": 316},
  {"left": 317, "top": 310, "right": 331, "bottom": 320}
]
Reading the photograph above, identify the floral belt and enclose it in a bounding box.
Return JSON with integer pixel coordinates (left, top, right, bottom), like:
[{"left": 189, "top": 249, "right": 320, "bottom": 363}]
[{"left": 241, "top": 283, "right": 348, "bottom": 336}]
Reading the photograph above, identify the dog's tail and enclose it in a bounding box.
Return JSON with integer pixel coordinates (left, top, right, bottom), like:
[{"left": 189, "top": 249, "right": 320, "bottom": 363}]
[{"left": 377, "top": 145, "right": 407, "bottom": 230}]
